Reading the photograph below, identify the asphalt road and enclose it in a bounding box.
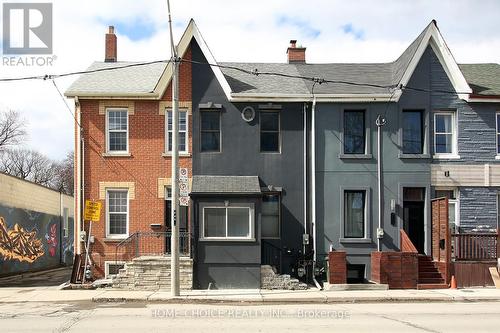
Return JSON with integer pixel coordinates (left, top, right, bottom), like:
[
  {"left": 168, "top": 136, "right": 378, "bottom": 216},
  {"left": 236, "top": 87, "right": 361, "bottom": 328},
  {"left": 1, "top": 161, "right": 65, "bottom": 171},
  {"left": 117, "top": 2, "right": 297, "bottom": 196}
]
[{"left": 0, "top": 301, "right": 499, "bottom": 332}]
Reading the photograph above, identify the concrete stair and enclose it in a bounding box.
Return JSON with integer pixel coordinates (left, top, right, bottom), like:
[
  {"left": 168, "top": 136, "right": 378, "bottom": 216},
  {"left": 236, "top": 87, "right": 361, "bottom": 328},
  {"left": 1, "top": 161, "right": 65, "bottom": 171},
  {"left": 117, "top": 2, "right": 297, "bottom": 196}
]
[
  {"left": 112, "top": 256, "right": 193, "bottom": 291},
  {"left": 417, "top": 255, "right": 448, "bottom": 290}
]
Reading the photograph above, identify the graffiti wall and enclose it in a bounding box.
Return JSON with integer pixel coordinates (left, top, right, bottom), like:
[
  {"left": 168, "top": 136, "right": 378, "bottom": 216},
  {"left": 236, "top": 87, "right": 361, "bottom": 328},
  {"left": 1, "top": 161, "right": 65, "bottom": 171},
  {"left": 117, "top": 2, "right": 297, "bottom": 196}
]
[{"left": 0, "top": 204, "right": 73, "bottom": 276}]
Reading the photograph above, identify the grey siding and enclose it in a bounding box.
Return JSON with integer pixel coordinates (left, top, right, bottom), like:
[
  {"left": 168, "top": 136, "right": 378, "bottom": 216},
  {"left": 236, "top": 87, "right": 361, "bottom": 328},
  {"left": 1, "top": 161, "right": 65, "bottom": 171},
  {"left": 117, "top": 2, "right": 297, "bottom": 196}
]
[
  {"left": 458, "top": 187, "right": 499, "bottom": 230},
  {"left": 427, "top": 45, "right": 500, "bottom": 231}
]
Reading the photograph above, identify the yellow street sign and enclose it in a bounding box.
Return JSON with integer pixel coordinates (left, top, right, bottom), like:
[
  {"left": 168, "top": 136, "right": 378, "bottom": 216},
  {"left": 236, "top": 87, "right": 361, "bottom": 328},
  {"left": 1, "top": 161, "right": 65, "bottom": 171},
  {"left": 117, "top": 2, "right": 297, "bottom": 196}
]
[{"left": 84, "top": 200, "right": 102, "bottom": 222}]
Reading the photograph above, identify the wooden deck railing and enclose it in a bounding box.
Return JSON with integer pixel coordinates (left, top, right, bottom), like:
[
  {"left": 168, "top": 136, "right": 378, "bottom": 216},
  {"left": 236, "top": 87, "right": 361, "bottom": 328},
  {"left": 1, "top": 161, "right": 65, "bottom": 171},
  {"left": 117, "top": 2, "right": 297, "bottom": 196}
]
[
  {"left": 451, "top": 232, "right": 499, "bottom": 261},
  {"left": 400, "top": 229, "right": 418, "bottom": 253}
]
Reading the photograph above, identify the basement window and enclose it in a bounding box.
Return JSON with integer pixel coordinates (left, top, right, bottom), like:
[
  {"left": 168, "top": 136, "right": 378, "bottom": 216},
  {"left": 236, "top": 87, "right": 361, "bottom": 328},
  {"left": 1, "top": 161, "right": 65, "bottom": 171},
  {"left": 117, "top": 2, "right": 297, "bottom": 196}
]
[{"left": 105, "top": 262, "right": 125, "bottom": 279}]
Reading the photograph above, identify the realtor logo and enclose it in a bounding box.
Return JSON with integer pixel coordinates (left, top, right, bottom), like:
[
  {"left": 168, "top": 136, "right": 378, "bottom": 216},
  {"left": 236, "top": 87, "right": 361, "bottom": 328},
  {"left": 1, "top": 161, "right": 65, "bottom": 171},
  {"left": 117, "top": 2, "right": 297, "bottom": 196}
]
[{"left": 2, "top": 3, "right": 53, "bottom": 54}]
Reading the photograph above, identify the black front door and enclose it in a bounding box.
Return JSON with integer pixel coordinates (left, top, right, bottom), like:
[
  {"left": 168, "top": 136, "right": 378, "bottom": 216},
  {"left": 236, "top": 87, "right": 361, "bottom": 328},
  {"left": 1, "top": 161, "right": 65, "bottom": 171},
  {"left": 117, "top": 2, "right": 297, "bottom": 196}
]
[{"left": 403, "top": 201, "right": 425, "bottom": 254}]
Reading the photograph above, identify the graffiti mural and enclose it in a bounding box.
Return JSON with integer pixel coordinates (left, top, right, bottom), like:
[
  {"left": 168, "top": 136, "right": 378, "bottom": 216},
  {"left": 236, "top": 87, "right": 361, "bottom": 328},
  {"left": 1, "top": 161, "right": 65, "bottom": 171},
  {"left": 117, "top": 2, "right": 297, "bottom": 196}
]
[
  {"left": 45, "top": 223, "right": 58, "bottom": 257},
  {"left": 0, "top": 216, "right": 45, "bottom": 263}
]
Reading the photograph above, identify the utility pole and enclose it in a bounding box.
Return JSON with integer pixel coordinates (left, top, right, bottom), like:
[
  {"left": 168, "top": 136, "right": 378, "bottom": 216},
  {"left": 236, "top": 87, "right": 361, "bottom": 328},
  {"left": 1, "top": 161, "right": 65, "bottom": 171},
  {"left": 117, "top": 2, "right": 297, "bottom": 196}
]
[
  {"left": 167, "top": 0, "right": 180, "bottom": 296},
  {"left": 376, "top": 114, "right": 386, "bottom": 252}
]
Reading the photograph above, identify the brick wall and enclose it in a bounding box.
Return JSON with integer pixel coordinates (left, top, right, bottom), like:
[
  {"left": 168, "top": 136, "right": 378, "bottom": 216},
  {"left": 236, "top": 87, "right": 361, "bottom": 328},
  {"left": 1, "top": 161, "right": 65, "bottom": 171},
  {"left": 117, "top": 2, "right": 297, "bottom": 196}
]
[
  {"left": 327, "top": 251, "right": 347, "bottom": 284},
  {"left": 78, "top": 48, "right": 193, "bottom": 278},
  {"left": 371, "top": 251, "right": 418, "bottom": 289}
]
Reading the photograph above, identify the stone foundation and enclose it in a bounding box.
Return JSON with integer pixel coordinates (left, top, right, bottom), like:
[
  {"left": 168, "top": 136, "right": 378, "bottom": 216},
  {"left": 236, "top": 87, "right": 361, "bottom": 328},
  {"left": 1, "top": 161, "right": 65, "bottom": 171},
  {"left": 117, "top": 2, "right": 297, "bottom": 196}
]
[
  {"left": 112, "top": 256, "right": 193, "bottom": 290},
  {"left": 260, "top": 265, "right": 308, "bottom": 290}
]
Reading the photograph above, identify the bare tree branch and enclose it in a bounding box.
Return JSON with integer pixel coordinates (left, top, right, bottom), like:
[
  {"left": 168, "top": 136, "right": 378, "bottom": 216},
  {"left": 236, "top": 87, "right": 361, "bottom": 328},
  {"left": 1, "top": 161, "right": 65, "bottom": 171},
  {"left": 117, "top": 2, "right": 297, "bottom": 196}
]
[
  {"left": 0, "top": 110, "right": 27, "bottom": 150},
  {"left": 0, "top": 148, "right": 58, "bottom": 188}
]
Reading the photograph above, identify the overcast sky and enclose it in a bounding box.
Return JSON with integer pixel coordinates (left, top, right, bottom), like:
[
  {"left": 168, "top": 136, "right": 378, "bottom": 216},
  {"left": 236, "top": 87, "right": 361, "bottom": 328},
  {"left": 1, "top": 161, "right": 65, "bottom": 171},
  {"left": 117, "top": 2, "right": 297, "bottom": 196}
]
[{"left": 0, "top": 0, "right": 499, "bottom": 160}]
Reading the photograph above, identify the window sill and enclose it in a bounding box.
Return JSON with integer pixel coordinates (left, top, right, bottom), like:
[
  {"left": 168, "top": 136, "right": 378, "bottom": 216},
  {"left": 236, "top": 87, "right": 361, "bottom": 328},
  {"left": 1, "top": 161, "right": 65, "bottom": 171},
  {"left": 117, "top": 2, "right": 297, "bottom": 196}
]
[
  {"left": 162, "top": 152, "right": 192, "bottom": 157},
  {"left": 103, "top": 237, "right": 128, "bottom": 242},
  {"left": 338, "top": 153, "right": 372, "bottom": 159},
  {"left": 432, "top": 154, "right": 461, "bottom": 160},
  {"left": 199, "top": 237, "right": 256, "bottom": 242},
  {"left": 339, "top": 238, "right": 372, "bottom": 244},
  {"left": 102, "top": 152, "right": 132, "bottom": 157},
  {"left": 398, "top": 153, "right": 431, "bottom": 159}
]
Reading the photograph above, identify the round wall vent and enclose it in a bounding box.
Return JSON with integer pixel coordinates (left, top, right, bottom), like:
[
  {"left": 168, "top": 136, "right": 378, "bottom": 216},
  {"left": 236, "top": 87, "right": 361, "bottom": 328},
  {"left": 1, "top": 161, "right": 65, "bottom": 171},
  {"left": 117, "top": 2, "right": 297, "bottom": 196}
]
[{"left": 241, "top": 106, "right": 255, "bottom": 122}]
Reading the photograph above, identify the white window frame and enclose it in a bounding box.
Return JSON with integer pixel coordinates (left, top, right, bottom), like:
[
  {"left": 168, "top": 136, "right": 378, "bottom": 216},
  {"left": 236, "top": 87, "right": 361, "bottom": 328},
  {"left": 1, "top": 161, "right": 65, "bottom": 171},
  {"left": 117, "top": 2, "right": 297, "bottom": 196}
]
[
  {"left": 340, "top": 187, "right": 371, "bottom": 243},
  {"left": 201, "top": 206, "right": 254, "bottom": 241},
  {"left": 165, "top": 109, "right": 189, "bottom": 154},
  {"left": 433, "top": 111, "right": 459, "bottom": 159},
  {"left": 105, "top": 189, "right": 129, "bottom": 239},
  {"left": 104, "top": 261, "right": 125, "bottom": 279},
  {"left": 497, "top": 193, "right": 500, "bottom": 230},
  {"left": 105, "top": 108, "right": 129, "bottom": 154},
  {"left": 496, "top": 112, "right": 500, "bottom": 159}
]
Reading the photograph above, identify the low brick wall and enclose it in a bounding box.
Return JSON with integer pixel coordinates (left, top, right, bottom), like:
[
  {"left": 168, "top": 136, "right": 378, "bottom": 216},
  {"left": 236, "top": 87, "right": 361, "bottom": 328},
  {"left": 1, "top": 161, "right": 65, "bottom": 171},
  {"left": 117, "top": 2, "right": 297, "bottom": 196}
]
[
  {"left": 327, "top": 251, "right": 347, "bottom": 284},
  {"left": 371, "top": 251, "right": 418, "bottom": 289}
]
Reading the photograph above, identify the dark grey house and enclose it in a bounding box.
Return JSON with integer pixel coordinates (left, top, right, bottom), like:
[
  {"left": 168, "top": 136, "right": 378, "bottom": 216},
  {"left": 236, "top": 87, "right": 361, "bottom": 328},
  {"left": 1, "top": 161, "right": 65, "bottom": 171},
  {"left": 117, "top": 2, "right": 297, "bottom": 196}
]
[{"left": 184, "top": 19, "right": 498, "bottom": 287}]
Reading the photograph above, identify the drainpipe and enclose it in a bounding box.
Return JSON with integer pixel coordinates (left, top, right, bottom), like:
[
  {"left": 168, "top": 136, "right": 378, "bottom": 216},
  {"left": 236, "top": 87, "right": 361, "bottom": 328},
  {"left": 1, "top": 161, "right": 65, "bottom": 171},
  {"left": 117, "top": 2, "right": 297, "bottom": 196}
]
[
  {"left": 376, "top": 115, "right": 386, "bottom": 252},
  {"left": 60, "top": 190, "right": 63, "bottom": 265},
  {"left": 303, "top": 103, "right": 307, "bottom": 255},
  {"left": 75, "top": 96, "right": 82, "bottom": 255},
  {"left": 311, "top": 97, "right": 321, "bottom": 289}
]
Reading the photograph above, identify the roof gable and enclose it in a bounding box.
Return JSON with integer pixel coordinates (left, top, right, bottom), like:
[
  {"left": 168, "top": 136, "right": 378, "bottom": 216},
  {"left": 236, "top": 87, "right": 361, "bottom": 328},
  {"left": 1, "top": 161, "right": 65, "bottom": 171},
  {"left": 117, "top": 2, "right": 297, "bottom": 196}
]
[
  {"left": 153, "top": 19, "right": 232, "bottom": 100},
  {"left": 395, "top": 20, "right": 471, "bottom": 100}
]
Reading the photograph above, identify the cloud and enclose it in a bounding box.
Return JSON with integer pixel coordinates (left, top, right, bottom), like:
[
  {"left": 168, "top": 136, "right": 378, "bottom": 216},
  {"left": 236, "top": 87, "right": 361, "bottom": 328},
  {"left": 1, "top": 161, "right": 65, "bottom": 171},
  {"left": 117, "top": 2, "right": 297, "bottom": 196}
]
[
  {"left": 276, "top": 15, "right": 321, "bottom": 39},
  {"left": 341, "top": 23, "right": 364, "bottom": 40},
  {"left": 0, "top": 0, "right": 499, "bottom": 160}
]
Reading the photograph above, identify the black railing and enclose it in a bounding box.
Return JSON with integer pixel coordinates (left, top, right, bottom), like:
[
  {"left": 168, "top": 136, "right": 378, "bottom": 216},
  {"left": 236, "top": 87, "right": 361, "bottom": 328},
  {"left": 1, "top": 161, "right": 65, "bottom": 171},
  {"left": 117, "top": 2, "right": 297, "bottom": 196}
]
[{"left": 115, "top": 231, "right": 192, "bottom": 264}]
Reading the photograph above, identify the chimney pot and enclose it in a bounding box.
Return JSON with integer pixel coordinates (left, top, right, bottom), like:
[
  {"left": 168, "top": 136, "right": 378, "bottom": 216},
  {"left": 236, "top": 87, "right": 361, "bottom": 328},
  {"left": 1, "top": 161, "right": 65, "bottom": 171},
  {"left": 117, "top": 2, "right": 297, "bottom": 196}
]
[
  {"left": 105, "top": 26, "right": 117, "bottom": 62},
  {"left": 287, "top": 39, "right": 306, "bottom": 64}
]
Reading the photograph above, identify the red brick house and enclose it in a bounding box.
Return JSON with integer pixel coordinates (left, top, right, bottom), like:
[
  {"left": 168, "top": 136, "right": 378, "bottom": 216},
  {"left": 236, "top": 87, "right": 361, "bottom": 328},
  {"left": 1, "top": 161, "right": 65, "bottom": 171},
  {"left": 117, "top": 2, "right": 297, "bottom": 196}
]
[{"left": 66, "top": 23, "right": 204, "bottom": 279}]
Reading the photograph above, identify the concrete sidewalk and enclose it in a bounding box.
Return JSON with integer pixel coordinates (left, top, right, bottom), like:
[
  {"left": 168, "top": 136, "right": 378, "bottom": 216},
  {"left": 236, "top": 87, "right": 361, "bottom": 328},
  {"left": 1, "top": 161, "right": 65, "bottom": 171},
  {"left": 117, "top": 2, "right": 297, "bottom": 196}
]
[{"left": 1, "top": 286, "right": 500, "bottom": 304}]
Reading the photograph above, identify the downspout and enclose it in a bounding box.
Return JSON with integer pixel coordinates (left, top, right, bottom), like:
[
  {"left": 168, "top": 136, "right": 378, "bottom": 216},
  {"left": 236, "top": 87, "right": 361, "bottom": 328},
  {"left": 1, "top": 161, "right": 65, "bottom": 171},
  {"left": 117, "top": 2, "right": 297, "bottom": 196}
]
[
  {"left": 303, "top": 103, "right": 307, "bottom": 254},
  {"left": 75, "top": 96, "right": 83, "bottom": 255},
  {"left": 376, "top": 115, "right": 386, "bottom": 252},
  {"left": 311, "top": 97, "right": 321, "bottom": 289},
  {"left": 60, "top": 190, "right": 63, "bottom": 264}
]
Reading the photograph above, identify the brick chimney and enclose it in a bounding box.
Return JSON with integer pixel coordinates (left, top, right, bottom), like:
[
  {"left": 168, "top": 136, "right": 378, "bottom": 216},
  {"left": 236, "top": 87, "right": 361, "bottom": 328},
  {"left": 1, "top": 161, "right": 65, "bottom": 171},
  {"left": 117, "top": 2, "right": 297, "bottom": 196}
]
[
  {"left": 287, "top": 39, "right": 306, "bottom": 64},
  {"left": 105, "top": 26, "right": 117, "bottom": 62}
]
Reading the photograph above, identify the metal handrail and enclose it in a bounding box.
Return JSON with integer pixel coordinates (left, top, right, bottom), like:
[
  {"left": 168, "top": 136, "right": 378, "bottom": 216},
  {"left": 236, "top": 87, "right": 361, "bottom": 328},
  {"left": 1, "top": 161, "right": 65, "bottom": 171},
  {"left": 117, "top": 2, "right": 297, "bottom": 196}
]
[{"left": 114, "top": 231, "right": 192, "bottom": 264}]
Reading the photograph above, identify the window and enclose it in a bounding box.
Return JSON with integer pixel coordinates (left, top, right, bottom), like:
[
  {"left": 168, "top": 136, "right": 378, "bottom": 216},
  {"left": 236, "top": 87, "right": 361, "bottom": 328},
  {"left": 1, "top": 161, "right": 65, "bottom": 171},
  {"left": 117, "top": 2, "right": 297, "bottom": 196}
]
[
  {"left": 106, "top": 190, "right": 128, "bottom": 238},
  {"left": 200, "top": 111, "right": 220, "bottom": 152},
  {"left": 344, "top": 110, "right": 366, "bottom": 154},
  {"left": 497, "top": 193, "right": 500, "bottom": 229},
  {"left": 63, "top": 207, "right": 69, "bottom": 238},
  {"left": 260, "top": 111, "right": 280, "bottom": 152},
  {"left": 344, "top": 190, "right": 366, "bottom": 238},
  {"left": 202, "top": 207, "right": 252, "bottom": 239},
  {"left": 105, "top": 262, "right": 125, "bottom": 278},
  {"left": 106, "top": 109, "right": 128, "bottom": 153},
  {"left": 403, "top": 110, "right": 424, "bottom": 154},
  {"left": 262, "top": 194, "right": 280, "bottom": 238},
  {"left": 166, "top": 110, "right": 188, "bottom": 153},
  {"left": 496, "top": 113, "right": 500, "bottom": 155},
  {"left": 434, "top": 112, "right": 456, "bottom": 155}
]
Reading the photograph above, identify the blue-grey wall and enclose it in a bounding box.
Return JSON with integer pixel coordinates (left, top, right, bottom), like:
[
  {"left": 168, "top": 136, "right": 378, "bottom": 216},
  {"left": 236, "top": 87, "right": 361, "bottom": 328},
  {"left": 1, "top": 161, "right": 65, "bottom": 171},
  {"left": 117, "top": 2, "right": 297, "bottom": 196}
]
[
  {"left": 191, "top": 39, "right": 307, "bottom": 285},
  {"left": 427, "top": 45, "right": 500, "bottom": 231},
  {"left": 0, "top": 204, "right": 74, "bottom": 276}
]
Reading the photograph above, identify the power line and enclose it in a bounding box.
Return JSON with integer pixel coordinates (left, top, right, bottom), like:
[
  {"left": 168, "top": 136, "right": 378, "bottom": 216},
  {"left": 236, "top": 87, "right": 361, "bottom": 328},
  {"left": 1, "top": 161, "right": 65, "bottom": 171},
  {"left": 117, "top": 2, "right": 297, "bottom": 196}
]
[
  {"left": 51, "top": 79, "right": 82, "bottom": 130},
  {"left": 0, "top": 59, "right": 171, "bottom": 82}
]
